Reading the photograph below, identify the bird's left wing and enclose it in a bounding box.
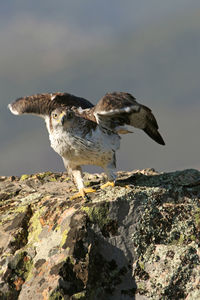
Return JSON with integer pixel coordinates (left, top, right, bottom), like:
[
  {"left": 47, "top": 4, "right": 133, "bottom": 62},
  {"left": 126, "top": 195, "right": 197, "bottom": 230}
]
[
  {"left": 8, "top": 92, "right": 94, "bottom": 118},
  {"left": 93, "top": 92, "right": 165, "bottom": 145}
]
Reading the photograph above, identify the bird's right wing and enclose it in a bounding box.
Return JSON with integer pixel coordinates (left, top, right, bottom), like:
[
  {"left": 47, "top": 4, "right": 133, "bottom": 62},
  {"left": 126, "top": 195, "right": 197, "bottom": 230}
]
[{"left": 8, "top": 92, "right": 94, "bottom": 118}]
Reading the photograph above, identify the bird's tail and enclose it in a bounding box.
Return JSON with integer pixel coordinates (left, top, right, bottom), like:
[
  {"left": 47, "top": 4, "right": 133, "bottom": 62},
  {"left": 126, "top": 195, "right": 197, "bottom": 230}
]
[
  {"left": 129, "top": 105, "right": 165, "bottom": 145},
  {"left": 143, "top": 125, "right": 165, "bottom": 145}
]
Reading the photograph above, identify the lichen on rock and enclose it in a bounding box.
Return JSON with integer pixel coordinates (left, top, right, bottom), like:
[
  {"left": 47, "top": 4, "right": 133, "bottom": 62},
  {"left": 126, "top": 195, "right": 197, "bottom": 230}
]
[{"left": 0, "top": 169, "right": 200, "bottom": 299}]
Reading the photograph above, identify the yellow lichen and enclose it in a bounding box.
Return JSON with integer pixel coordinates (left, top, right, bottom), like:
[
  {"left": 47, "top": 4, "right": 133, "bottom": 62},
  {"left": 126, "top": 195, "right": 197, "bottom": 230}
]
[
  {"left": 49, "top": 291, "right": 64, "bottom": 300},
  {"left": 49, "top": 178, "right": 57, "bottom": 182},
  {"left": 28, "top": 208, "right": 45, "bottom": 243},
  {"left": 20, "top": 174, "right": 30, "bottom": 181},
  {"left": 73, "top": 291, "right": 86, "bottom": 299},
  {"left": 36, "top": 172, "right": 52, "bottom": 179},
  {"left": 60, "top": 229, "right": 69, "bottom": 248},
  {"left": 63, "top": 177, "right": 70, "bottom": 182},
  {"left": 195, "top": 208, "right": 200, "bottom": 228}
]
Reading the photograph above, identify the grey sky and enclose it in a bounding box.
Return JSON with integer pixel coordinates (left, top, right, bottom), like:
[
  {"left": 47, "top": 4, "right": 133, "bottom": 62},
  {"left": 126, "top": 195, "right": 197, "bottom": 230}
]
[{"left": 1, "top": 1, "right": 200, "bottom": 175}]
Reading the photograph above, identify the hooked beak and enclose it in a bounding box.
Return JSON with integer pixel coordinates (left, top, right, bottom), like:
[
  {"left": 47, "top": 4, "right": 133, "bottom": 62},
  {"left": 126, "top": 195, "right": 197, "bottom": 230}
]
[
  {"left": 59, "top": 112, "right": 67, "bottom": 125},
  {"left": 58, "top": 110, "right": 73, "bottom": 125}
]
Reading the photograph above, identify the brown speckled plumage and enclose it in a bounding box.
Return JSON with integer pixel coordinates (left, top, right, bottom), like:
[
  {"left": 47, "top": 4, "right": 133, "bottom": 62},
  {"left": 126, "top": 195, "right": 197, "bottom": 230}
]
[
  {"left": 8, "top": 91, "right": 165, "bottom": 196},
  {"left": 9, "top": 92, "right": 93, "bottom": 116}
]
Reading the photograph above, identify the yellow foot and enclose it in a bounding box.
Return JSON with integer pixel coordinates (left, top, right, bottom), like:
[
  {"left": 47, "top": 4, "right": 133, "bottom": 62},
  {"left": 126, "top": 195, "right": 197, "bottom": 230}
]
[
  {"left": 70, "top": 187, "right": 96, "bottom": 200},
  {"left": 100, "top": 181, "right": 115, "bottom": 189}
]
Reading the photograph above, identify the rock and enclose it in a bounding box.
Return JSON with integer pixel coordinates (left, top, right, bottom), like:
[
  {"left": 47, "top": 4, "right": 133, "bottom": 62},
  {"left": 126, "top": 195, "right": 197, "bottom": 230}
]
[{"left": 0, "top": 169, "right": 200, "bottom": 300}]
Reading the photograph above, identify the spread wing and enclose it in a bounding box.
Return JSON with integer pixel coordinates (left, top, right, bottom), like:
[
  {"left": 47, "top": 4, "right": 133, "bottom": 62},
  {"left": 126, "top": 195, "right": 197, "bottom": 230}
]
[
  {"left": 93, "top": 92, "right": 165, "bottom": 145},
  {"left": 8, "top": 91, "right": 165, "bottom": 145},
  {"left": 8, "top": 92, "right": 94, "bottom": 118}
]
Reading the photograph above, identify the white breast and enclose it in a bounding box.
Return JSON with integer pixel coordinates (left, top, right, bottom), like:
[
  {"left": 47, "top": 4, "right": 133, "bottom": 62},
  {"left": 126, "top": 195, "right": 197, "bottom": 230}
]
[{"left": 49, "top": 126, "right": 120, "bottom": 167}]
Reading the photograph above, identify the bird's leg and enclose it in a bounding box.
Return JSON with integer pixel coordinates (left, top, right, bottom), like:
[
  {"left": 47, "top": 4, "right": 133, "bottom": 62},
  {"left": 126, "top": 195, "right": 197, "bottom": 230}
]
[
  {"left": 69, "top": 166, "right": 96, "bottom": 200},
  {"left": 100, "top": 164, "right": 117, "bottom": 190},
  {"left": 100, "top": 181, "right": 115, "bottom": 189}
]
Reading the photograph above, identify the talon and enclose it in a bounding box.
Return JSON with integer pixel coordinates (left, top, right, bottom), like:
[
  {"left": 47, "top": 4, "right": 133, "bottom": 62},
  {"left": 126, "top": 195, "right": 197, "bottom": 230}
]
[
  {"left": 125, "top": 185, "right": 130, "bottom": 188},
  {"left": 70, "top": 187, "right": 96, "bottom": 201},
  {"left": 83, "top": 187, "right": 97, "bottom": 194},
  {"left": 100, "top": 181, "right": 115, "bottom": 189}
]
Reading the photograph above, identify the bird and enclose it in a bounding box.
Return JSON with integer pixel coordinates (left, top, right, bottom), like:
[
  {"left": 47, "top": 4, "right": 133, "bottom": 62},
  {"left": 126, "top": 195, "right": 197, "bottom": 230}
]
[{"left": 8, "top": 91, "right": 165, "bottom": 199}]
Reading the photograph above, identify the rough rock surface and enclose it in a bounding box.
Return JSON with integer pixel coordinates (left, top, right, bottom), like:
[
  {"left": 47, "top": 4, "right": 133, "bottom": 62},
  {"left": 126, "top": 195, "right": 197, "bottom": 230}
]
[{"left": 0, "top": 168, "right": 200, "bottom": 300}]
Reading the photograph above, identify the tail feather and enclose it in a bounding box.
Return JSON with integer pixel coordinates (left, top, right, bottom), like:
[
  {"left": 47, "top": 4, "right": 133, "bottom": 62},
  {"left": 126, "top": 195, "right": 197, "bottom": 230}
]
[{"left": 143, "top": 126, "right": 165, "bottom": 145}]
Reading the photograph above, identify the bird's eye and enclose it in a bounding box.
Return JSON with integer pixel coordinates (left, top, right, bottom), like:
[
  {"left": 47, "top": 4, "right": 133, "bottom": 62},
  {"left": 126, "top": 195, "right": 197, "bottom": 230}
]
[{"left": 53, "top": 113, "right": 58, "bottom": 119}]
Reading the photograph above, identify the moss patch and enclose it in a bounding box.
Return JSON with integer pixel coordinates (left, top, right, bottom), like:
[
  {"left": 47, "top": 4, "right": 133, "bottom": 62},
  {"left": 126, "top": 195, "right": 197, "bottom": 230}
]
[
  {"left": 49, "top": 290, "right": 64, "bottom": 300},
  {"left": 3, "top": 251, "right": 34, "bottom": 296},
  {"left": 82, "top": 202, "right": 110, "bottom": 229}
]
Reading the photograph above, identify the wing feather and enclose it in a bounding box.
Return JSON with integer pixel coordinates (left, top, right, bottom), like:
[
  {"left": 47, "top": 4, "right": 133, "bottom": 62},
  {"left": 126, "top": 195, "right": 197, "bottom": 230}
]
[
  {"left": 8, "top": 92, "right": 93, "bottom": 117},
  {"left": 93, "top": 92, "right": 165, "bottom": 145},
  {"left": 8, "top": 90, "right": 165, "bottom": 145}
]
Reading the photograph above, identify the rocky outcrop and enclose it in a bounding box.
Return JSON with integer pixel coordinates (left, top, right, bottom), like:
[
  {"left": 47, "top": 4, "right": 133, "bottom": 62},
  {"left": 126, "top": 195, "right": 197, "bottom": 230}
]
[{"left": 0, "top": 168, "right": 200, "bottom": 300}]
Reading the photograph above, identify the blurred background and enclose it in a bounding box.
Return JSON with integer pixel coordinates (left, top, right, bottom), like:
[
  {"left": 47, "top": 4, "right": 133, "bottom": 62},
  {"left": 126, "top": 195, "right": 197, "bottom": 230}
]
[{"left": 1, "top": 0, "right": 200, "bottom": 176}]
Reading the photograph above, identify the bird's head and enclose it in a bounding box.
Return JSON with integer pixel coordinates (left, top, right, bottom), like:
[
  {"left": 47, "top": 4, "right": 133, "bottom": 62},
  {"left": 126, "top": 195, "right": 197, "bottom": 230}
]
[{"left": 50, "top": 108, "right": 74, "bottom": 130}]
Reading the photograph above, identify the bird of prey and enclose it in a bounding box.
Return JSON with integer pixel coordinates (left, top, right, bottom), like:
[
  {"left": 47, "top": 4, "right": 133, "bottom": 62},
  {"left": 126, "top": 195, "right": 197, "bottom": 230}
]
[{"left": 8, "top": 92, "right": 165, "bottom": 199}]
